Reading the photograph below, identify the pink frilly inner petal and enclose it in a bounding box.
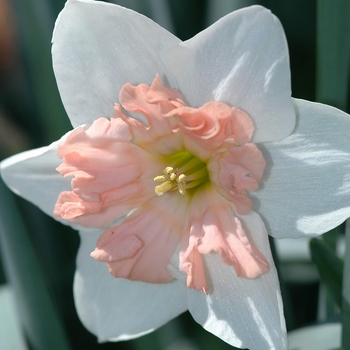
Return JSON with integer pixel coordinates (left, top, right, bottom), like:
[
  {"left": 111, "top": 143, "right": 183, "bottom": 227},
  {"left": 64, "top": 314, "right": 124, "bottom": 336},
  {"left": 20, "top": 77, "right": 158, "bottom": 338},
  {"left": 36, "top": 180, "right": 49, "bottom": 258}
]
[
  {"left": 116, "top": 74, "right": 185, "bottom": 155},
  {"left": 91, "top": 194, "right": 188, "bottom": 283},
  {"left": 180, "top": 188, "right": 269, "bottom": 294},
  {"left": 165, "top": 101, "right": 254, "bottom": 159},
  {"left": 208, "top": 143, "right": 266, "bottom": 215},
  {"left": 54, "top": 117, "right": 162, "bottom": 227}
]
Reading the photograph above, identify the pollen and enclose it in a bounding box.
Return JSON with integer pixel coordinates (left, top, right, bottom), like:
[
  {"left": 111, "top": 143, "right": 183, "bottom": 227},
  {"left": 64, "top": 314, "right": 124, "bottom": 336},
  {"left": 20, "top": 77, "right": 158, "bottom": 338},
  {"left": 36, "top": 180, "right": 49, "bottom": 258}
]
[{"left": 154, "top": 152, "right": 208, "bottom": 196}]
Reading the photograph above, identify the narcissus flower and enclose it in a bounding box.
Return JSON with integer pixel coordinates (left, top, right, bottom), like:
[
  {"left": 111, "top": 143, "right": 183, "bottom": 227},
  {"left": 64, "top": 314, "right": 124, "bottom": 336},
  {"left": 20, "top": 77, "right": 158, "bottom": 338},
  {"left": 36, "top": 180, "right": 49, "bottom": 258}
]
[{"left": 1, "top": 1, "right": 350, "bottom": 349}]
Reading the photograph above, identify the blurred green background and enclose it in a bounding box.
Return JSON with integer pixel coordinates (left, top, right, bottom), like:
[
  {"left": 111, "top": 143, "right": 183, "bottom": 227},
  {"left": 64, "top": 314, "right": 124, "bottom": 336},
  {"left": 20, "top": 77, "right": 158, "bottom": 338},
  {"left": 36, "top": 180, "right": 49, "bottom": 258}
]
[{"left": 0, "top": 0, "right": 349, "bottom": 349}]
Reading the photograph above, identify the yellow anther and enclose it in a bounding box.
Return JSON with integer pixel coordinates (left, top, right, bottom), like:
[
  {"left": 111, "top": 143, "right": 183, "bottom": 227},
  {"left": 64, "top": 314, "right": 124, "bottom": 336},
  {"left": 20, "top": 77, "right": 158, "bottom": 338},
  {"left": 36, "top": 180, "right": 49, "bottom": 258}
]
[
  {"left": 164, "top": 167, "right": 174, "bottom": 174},
  {"left": 154, "top": 175, "right": 168, "bottom": 182},
  {"left": 177, "top": 174, "right": 186, "bottom": 183}
]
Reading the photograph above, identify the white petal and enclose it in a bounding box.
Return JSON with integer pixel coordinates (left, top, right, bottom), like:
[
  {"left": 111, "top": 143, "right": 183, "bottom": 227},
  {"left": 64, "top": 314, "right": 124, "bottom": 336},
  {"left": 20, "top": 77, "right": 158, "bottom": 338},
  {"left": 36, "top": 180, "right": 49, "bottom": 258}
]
[
  {"left": 187, "top": 211, "right": 286, "bottom": 350},
  {"left": 167, "top": 5, "right": 295, "bottom": 143},
  {"left": 0, "top": 140, "right": 71, "bottom": 219},
  {"left": 252, "top": 99, "right": 350, "bottom": 238},
  {"left": 74, "top": 229, "right": 188, "bottom": 342},
  {"left": 52, "top": 0, "right": 181, "bottom": 128}
]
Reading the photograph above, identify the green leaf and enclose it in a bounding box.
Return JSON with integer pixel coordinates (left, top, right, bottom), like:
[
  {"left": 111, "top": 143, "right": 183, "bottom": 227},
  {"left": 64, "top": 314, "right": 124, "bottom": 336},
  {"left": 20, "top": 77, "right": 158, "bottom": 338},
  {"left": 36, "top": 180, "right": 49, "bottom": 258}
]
[
  {"left": 205, "top": 0, "right": 256, "bottom": 25},
  {"left": 288, "top": 323, "right": 341, "bottom": 350},
  {"left": 11, "top": 0, "right": 70, "bottom": 143},
  {"left": 316, "top": 0, "right": 350, "bottom": 110},
  {"left": 342, "top": 222, "right": 350, "bottom": 350},
  {"left": 310, "top": 238, "right": 343, "bottom": 309},
  {"left": 0, "top": 285, "right": 28, "bottom": 350},
  {"left": 316, "top": 1, "right": 350, "bottom": 348},
  {"left": 0, "top": 179, "right": 71, "bottom": 350}
]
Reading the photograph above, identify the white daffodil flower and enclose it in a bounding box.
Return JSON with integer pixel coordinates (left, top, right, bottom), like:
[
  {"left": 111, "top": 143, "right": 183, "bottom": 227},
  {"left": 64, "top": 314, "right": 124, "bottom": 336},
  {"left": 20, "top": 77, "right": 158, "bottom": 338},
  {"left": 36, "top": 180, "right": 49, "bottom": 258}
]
[{"left": 1, "top": 1, "right": 350, "bottom": 349}]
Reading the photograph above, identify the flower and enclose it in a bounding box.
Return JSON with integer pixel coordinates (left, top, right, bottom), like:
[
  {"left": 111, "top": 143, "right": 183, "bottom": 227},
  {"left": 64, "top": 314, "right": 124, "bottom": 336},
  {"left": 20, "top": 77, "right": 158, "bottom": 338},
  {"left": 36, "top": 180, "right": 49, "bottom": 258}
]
[
  {"left": 1, "top": 1, "right": 350, "bottom": 350},
  {"left": 53, "top": 74, "right": 270, "bottom": 290}
]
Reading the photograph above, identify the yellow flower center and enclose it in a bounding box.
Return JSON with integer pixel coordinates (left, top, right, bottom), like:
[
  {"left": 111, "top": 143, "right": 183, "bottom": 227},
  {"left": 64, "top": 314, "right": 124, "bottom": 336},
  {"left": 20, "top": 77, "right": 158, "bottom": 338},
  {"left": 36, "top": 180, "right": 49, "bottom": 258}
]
[{"left": 154, "top": 151, "right": 209, "bottom": 196}]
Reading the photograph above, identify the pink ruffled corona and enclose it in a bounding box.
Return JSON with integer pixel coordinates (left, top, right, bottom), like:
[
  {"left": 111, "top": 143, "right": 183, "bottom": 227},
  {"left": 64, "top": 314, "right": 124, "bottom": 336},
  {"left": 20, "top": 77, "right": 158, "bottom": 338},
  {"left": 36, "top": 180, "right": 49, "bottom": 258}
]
[
  {"left": 54, "top": 75, "right": 268, "bottom": 294},
  {"left": 180, "top": 188, "right": 269, "bottom": 294}
]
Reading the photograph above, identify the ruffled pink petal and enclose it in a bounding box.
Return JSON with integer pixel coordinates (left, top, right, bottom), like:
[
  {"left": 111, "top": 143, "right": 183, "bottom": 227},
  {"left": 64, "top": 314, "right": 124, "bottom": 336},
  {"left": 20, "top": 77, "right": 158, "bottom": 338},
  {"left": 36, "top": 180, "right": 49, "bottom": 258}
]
[
  {"left": 227, "top": 143, "right": 266, "bottom": 181},
  {"left": 225, "top": 190, "right": 253, "bottom": 215},
  {"left": 91, "top": 194, "right": 188, "bottom": 283},
  {"left": 166, "top": 101, "right": 254, "bottom": 159},
  {"left": 145, "top": 74, "right": 186, "bottom": 113},
  {"left": 54, "top": 191, "right": 99, "bottom": 219},
  {"left": 180, "top": 220, "right": 209, "bottom": 294},
  {"left": 55, "top": 117, "right": 162, "bottom": 227},
  {"left": 117, "top": 75, "right": 185, "bottom": 155},
  {"left": 208, "top": 143, "right": 266, "bottom": 215},
  {"left": 180, "top": 188, "right": 269, "bottom": 293},
  {"left": 54, "top": 179, "right": 154, "bottom": 228}
]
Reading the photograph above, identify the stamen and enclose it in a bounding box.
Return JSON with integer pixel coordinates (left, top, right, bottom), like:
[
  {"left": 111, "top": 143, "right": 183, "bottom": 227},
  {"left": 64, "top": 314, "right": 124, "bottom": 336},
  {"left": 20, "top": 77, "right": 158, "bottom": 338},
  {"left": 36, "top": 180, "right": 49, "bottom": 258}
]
[
  {"left": 154, "top": 152, "right": 208, "bottom": 196},
  {"left": 170, "top": 152, "right": 193, "bottom": 169},
  {"left": 155, "top": 180, "right": 178, "bottom": 195},
  {"left": 186, "top": 166, "right": 208, "bottom": 181},
  {"left": 177, "top": 157, "right": 203, "bottom": 174},
  {"left": 177, "top": 174, "right": 186, "bottom": 195}
]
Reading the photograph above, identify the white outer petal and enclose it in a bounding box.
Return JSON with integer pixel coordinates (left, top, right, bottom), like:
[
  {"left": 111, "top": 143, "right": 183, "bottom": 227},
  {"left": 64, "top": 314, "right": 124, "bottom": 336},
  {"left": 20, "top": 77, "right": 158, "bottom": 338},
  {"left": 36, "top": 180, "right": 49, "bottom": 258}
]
[
  {"left": 74, "top": 229, "right": 188, "bottom": 341},
  {"left": 0, "top": 137, "right": 71, "bottom": 220},
  {"left": 52, "top": 0, "right": 181, "bottom": 127},
  {"left": 252, "top": 98, "right": 350, "bottom": 238},
  {"left": 167, "top": 5, "right": 295, "bottom": 143},
  {"left": 186, "top": 211, "right": 286, "bottom": 350}
]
